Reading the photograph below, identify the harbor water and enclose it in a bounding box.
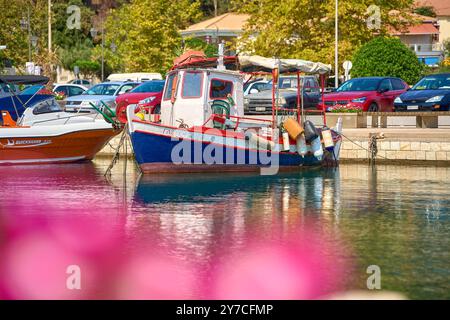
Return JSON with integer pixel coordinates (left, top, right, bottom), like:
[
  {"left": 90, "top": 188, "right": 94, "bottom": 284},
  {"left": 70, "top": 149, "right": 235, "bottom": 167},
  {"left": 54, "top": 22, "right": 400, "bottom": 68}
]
[{"left": 0, "top": 159, "right": 448, "bottom": 299}]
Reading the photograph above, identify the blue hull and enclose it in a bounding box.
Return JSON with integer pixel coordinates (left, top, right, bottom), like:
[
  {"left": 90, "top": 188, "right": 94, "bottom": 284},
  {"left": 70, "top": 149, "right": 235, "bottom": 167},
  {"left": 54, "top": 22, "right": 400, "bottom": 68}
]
[{"left": 130, "top": 130, "right": 323, "bottom": 173}]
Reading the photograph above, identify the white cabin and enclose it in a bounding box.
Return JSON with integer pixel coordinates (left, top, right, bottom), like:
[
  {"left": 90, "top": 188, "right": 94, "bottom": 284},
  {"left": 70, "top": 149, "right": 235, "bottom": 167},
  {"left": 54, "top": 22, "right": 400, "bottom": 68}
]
[{"left": 160, "top": 69, "right": 244, "bottom": 128}]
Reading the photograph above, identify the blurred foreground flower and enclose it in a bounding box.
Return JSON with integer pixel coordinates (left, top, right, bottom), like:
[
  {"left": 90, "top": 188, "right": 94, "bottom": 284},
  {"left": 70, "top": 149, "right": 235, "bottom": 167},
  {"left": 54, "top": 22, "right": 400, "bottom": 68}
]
[{"left": 0, "top": 210, "right": 349, "bottom": 299}]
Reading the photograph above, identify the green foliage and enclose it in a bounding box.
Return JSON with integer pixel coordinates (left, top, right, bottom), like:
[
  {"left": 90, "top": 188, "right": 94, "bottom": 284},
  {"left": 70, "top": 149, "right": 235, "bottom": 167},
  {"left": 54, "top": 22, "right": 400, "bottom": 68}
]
[
  {"left": 351, "top": 36, "right": 424, "bottom": 85},
  {"left": 444, "top": 39, "right": 450, "bottom": 57},
  {"left": 232, "top": 0, "right": 417, "bottom": 73},
  {"left": 52, "top": 0, "right": 95, "bottom": 48},
  {"left": 413, "top": 6, "right": 436, "bottom": 17},
  {"left": 71, "top": 59, "right": 100, "bottom": 78},
  {"left": 184, "top": 38, "right": 217, "bottom": 57},
  {"left": 0, "top": 0, "right": 94, "bottom": 75},
  {"left": 58, "top": 39, "right": 94, "bottom": 70},
  {"left": 200, "top": 0, "right": 230, "bottom": 17},
  {"left": 100, "top": 0, "right": 202, "bottom": 74}
]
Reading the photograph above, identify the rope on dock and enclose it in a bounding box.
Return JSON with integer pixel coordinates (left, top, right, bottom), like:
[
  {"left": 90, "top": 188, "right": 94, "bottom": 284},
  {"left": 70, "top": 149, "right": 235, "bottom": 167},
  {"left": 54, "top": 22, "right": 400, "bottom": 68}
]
[{"left": 340, "top": 132, "right": 389, "bottom": 161}]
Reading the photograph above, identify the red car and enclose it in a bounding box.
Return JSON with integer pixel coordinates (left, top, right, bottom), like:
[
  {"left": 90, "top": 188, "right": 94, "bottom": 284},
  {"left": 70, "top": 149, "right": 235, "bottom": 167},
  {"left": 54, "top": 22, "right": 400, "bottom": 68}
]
[
  {"left": 318, "top": 77, "right": 409, "bottom": 112},
  {"left": 115, "top": 80, "right": 165, "bottom": 123}
]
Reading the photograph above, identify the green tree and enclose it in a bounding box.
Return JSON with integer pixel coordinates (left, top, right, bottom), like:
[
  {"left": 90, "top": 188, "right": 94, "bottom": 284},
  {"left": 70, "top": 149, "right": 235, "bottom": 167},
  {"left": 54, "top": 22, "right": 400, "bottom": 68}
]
[
  {"left": 232, "top": 0, "right": 418, "bottom": 73},
  {"left": 97, "top": 0, "right": 202, "bottom": 75},
  {"left": 351, "top": 36, "right": 423, "bottom": 85},
  {"left": 413, "top": 6, "right": 436, "bottom": 17},
  {"left": 0, "top": 0, "right": 95, "bottom": 76},
  {"left": 71, "top": 59, "right": 101, "bottom": 79},
  {"left": 184, "top": 38, "right": 217, "bottom": 57}
]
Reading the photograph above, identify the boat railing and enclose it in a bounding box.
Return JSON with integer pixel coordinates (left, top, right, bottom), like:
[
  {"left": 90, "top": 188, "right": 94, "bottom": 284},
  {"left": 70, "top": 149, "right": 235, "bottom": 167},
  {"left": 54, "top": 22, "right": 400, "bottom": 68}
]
[
  {"left": 26, "top": 112, "right": 103, "bottom": 126},
  {"left": 204, "top": 113, "right": 273, "bottom": 131}
]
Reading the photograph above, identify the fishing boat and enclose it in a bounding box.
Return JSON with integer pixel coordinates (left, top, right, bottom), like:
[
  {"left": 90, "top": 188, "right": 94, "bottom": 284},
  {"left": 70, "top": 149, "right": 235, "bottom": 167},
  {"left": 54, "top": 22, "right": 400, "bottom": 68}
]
[
  {"left": 0, "top": 77, "right": 119, "bottom": 165},
  {"left": 126, "top": 51, "right": 342, "bottom": 174}
]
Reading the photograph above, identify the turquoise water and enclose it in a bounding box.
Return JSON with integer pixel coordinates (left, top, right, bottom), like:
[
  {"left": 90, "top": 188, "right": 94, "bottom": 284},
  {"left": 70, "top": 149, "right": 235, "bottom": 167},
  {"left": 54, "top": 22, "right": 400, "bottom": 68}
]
[{"left": 0, "top": 160, "right": 448, "bottom": 299}]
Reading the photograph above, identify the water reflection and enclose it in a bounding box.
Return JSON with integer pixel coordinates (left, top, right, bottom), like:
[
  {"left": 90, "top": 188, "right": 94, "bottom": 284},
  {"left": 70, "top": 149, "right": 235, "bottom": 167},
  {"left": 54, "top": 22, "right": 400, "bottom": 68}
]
[{"left": 0, "top": 160, "right": 448, "bottom": 299}]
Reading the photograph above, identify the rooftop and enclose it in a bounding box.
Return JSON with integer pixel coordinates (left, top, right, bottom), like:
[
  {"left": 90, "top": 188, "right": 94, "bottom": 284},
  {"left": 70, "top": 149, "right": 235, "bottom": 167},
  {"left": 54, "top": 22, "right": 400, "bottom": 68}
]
[
  {"left": 415, "top": 0, "right": 450, "bottom": 16},
  {"left": 181, "top": 13, "right": 250, "bottom": 36}
]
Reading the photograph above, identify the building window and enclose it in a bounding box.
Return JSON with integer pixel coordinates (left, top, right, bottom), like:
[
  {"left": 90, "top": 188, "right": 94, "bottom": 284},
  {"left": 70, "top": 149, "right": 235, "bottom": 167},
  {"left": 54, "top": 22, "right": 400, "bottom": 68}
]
[
  {"left": 181, "top": 72, "right": 203, "bottom": 98},
  {"left": 210, "top": 79, "right": 233, "bottom": 99}
]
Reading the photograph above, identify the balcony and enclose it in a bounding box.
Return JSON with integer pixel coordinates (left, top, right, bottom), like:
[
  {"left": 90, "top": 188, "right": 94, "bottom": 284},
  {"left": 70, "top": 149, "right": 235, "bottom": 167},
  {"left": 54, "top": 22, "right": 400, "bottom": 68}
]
[
  {"left": 409, "top": 43, "right": 444, "bottom": 66},
  {"left": 409, "top": 43, "right": 444, "bottom": 53}
]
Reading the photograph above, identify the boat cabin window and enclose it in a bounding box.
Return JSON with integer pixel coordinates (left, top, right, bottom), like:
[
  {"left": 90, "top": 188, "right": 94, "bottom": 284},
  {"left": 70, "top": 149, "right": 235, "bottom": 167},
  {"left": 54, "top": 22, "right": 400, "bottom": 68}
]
[
  {"left": 210, "top": 79, "right": 233, "bottom": 99},
  {"left": 163, "top": 72, "right": 177, "bottom": 101},
  {"left": 181, "top": 71, "right": 203, "bottom": 98},
  {"left": 32, "top": 99, "right": 63, "bottom": 115}
]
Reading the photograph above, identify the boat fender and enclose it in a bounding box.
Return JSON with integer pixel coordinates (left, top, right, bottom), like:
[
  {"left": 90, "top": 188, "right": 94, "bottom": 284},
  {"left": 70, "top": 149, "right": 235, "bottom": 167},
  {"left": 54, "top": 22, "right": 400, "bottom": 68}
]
[
  {"left": 304, "top": 120, "right": 319, "bottom": 143},
  {"left": 136, "top": 112, "right": 145, "bottom": 121},
  {"left": 282, "top": 118, "right": 304, "bottom": 140},
  {"left": 282, "top": 131, "right": 290, "bottom": 151},
  {"left": 245, "top": 131, "right": 275, "bottom": 150},
  {"left": 311, "top": 136, "right": 324, "bottom": 161},
  {"left": 296, "top": 133, "right": 308, "bottom": 157},
  {"left": 321, "top": 127, "right": 334, "bottom": 150}
]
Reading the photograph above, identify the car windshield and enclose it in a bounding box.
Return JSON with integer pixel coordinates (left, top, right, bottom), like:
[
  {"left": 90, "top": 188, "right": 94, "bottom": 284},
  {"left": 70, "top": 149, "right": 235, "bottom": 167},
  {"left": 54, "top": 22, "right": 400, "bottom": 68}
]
[
  {"left": 85, "top": 84, "right": 120, "bottom": 95},
  {"left": 244, "top": 82, "right": 271, "bottom": 92},
  {"left": 21, "top": 85, "right": 44, "bottom": 95},
  {"left": 412, "top": 75, "right": 450, "bottom": 90},
  {"left": 131, "top": 81, "right": 164, "bottom": 93},
  {"left": 337, "top": 78, "right": 381, "bottom": 92}
]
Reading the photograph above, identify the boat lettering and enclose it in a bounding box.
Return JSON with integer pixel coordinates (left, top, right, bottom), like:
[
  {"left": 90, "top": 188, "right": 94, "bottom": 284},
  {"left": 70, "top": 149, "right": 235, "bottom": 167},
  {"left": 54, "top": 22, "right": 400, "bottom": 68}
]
[{"left": 12, "top": 139, "right": 52, "bottom": 145}]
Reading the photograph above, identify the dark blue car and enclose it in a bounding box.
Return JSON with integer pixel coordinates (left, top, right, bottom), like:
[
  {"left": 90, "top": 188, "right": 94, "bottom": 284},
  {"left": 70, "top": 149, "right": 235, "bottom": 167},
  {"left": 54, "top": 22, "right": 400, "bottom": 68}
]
[
  {"left": 0, "top": 75, "right": 51, "bottom": 121},
  {"left": 394, "top": 73, "right": 450, "bottom": 112}
]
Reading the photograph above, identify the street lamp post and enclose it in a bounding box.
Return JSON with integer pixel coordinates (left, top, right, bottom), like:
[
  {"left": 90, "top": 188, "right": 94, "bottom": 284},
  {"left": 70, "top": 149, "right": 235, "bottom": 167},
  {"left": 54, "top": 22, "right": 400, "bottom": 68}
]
[
  {"left": 30, "top": 35, "right": 38, "bottom": 50},
  {"left": 335, "top": 0, "right": 339, "bottom": 88}
]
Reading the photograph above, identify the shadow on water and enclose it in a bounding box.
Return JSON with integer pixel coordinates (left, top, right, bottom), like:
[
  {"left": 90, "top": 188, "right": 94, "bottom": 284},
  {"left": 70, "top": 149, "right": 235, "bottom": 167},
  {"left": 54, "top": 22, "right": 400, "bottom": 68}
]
[{"left": 134, "top": 167, "right": 341, "bottom": 205}]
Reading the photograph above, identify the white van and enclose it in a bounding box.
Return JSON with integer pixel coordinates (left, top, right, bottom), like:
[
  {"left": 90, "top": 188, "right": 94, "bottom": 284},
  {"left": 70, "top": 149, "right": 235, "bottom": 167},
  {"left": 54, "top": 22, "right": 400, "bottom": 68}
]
[{"left": 107, "top": 72, "right": 162, "bottom": 82}]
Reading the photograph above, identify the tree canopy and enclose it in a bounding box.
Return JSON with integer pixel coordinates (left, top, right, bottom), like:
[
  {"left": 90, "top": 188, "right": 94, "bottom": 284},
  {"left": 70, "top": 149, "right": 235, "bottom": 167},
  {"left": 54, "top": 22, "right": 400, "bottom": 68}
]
[
  {"left": 99, "top": 0, "right": 202, "bottom": 75},
  {"left": 232, "top": 0, "right": 417, "bottom": 73},
  {"left": 351, "top": 36, "right": 423, "bottom": 84}
]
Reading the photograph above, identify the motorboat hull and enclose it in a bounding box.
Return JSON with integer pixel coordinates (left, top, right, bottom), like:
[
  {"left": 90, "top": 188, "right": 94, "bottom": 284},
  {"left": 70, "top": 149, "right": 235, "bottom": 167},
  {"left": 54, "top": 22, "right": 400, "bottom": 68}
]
[{"left": 0, "top": 128, "right": 117, "bottom": 165}]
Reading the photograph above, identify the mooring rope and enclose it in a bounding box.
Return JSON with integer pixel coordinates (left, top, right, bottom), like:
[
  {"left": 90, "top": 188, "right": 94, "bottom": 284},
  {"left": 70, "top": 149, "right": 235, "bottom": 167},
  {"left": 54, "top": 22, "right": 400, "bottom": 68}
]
[{"left": 339, "top": 132, "right": 389, "bottom": 161}]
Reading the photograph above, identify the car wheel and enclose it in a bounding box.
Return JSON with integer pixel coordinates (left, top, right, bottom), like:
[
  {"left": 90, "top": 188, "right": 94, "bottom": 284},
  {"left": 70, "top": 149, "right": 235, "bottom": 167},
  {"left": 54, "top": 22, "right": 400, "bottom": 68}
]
[{"left": 368, "top": 103, "right": 378, "bottom": 112}]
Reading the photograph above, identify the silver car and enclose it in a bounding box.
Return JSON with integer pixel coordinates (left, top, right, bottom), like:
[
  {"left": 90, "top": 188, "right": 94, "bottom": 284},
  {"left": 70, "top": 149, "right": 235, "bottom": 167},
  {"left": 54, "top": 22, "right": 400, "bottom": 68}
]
[{"left": 65, "top": 81, "right": 140, "bottom": 112}]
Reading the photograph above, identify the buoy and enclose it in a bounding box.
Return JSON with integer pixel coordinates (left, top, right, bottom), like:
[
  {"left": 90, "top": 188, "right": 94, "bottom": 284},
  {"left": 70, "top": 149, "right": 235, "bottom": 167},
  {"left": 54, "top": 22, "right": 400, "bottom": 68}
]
[
  {"left": 282, "top": 131, "right": 290, "bottom": 151},
  {"left": 321, "top": 127, "right": 334, "bottom": 150},
  {"left": 245, "top": 131, "right": 275, "bottom": 150},
  {"left": 310, "top": 136, "right": 323, "bottom": 161},
  {"left": 283, "top": 118, "right": 304, "bottom": 140},
  {"left": 304, "top": 120, "right": 319, "bottom": 143},
  {"left": 296, "top": 133, "right": 308, "bottom": 157}
]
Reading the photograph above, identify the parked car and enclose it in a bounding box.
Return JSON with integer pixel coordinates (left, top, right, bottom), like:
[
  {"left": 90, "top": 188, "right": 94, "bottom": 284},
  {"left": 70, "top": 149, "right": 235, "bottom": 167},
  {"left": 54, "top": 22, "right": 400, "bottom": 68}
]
[
  {"left": 115, "top": 80, "right": 165, "bottom": 120},
  {"left": 243, "top": 80, "right": 270, "bottom": 96},
  {"left": 319, "top": 77, "right": 408, "bottom": 112},
  {"left": 107, "top": 73, "right": 162, "bottom": 82},
  {"left": 65, "top": 81, "right": 140, "bottom": 112},
  {"left": 53, "top": 84, "right": 87, "bottom": 97},
  {"left": 69, "top": 79, "right": 92, "bottom": 87},
  {"left": 244, "top": 76, "right": 320, "bottom": 114},
  {"left": 394, "top": 73, "right": 450, "bottom": 112}
]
